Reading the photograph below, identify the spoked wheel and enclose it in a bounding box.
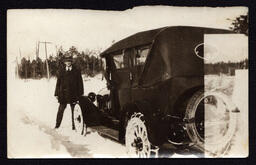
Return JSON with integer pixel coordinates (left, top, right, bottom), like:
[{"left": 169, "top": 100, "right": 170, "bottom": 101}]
[
  {"left": 185, "top": 89, "right": 238, "bottom": 157},
  {"left": 125, "top": 112, "right": 159, "bottom": 158},
  {"left": 73, "top": 104, "right": 86, "bottom": 135}
]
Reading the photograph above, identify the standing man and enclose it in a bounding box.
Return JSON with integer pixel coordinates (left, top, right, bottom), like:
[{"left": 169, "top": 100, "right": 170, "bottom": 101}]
[{"left": 54, "top": 53, "right": 84, "bottom": 130}]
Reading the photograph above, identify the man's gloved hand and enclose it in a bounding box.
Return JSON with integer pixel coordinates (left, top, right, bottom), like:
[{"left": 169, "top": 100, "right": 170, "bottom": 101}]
[
  {"left": 107, "top": 82, "right": 111, "bottom": 89},
  {"left": 107, "top": 81, "right": 115, "bottom": 89}
]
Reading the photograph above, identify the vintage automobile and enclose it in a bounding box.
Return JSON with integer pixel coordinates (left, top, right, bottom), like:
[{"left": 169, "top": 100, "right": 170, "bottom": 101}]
[{"left": 72, "top": 26, "right": 239, "bottom": 157}]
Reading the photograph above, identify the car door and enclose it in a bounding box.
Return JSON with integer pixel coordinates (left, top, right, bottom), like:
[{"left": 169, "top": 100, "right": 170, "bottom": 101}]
[
  {"left": 129, "top": 45, "right": 153, "bottom": 102},
  {"left": 130, "top": 46, "right": 150, "bottom": 87},
  {"left": 111, "top": 49, "right": 132, "bottom": 111}
]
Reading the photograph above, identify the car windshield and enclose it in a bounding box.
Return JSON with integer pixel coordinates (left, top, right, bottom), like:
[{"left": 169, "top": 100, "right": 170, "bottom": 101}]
[
  {"left": 113, "top": 54, "right": 124, "bottom": 69},
  {"left": 112, "top": 49, "right": 131, "bottom": 69}
]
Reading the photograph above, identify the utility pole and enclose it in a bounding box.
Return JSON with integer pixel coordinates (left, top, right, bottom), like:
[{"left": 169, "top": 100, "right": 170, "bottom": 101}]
[
  {"left": 39, "top": 41, "right": 51, "bottom": 80},
  {"left": 36, "top": 41, "right": 38, "bottom": 59},
  {"left": 18, "top": 48, "right": 21, "bottom": 78},
  {"left": 35, "top": 42, "right": 37, "bottom": 59},
  {"left": 16, "top": 56, "right": 19, "bottom": 78},
  {"left": 19, "top": 48, "right": 21, "bottom": 59},
  {"left": 55, "top": 45, "right": 58, "bottom": 57},
  {"left": 37, "top": 41, "right": 40, "bottom": 59}
]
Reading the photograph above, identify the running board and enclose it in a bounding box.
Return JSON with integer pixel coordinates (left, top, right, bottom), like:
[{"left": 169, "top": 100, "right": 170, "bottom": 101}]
[{"left": 90, "top": 126, "right": 119, "bottom": 142}]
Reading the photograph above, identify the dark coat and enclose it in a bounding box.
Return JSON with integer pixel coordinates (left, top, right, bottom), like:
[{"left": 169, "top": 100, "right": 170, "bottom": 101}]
[{"left": 54, "top": 65, "right": 84, "bottom": 104}]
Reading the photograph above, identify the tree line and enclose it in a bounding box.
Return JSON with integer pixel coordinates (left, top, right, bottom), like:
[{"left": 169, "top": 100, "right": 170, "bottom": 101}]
[
  {"left": 16, "top": 46, "right": 104, "bottom": 79},
  {"left": 205, "top": 59, "right": 248, "bottom": 75},
  {"left": 17, "top": 52, "right": 248, "bottom": 80}
]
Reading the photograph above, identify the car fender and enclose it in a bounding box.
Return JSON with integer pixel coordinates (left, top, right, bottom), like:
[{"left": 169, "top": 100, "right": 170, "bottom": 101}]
[
  {"left": 122, "top": 100, "right": 168, "bottom": 146},
  {"left": 78, "top": 96, "right": 101, "bottom": 126}
]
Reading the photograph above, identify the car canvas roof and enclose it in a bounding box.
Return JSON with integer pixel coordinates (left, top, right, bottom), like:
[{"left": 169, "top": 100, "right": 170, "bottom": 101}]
[
  {"left": 100, "top": 26, "right": 233, "bottom": 58},
  {"left": 100, "top": 27, "right": 167, "bottom": 57}
]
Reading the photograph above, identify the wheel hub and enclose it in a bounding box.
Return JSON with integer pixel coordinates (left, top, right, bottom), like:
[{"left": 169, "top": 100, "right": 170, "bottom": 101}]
[
  {"left": 76, "top": 115, "right": 81, "bottom": 123},
  {"left": 131, "top": 137, "right": 143, "bottom": 151}
]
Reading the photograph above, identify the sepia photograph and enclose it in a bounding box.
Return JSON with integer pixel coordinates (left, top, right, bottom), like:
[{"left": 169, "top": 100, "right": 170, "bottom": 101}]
[{"left": 7, "top": 6, "right": 248, "bottom": 158}]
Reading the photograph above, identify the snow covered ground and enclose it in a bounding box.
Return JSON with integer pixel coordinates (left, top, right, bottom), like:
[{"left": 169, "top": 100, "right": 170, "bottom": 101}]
[
  {"left": 7, "top": 70, "right": 248, "bottom": 158},
  {"left": 7, "top": 75, "right": 128, "bottom": 158}
]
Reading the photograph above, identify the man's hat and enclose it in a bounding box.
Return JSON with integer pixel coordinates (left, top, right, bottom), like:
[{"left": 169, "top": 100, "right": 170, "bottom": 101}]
[{"left": 63, "top": 53, "right": 73, "bottom": 62}]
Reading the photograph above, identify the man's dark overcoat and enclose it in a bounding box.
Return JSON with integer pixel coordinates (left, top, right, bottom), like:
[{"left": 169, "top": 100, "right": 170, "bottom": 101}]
[{"left": 54, "top": 65, "right": 84, "bottom": 104}]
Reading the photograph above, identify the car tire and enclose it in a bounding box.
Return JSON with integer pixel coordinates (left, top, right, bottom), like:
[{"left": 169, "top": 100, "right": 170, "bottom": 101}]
[
  {"left": 73, "top": 104, "right": 86, "bottom": 135},
  {"left": 125, "top": 112, "right": 159, "bottom": 158},
  {"left": 184, "top": 89, "right": 238, "bottom": 157}
]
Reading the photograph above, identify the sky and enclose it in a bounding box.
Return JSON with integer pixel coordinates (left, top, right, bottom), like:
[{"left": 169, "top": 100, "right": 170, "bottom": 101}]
[{"left": 7, "top": 6, "right": 248, "bottom": 63}]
